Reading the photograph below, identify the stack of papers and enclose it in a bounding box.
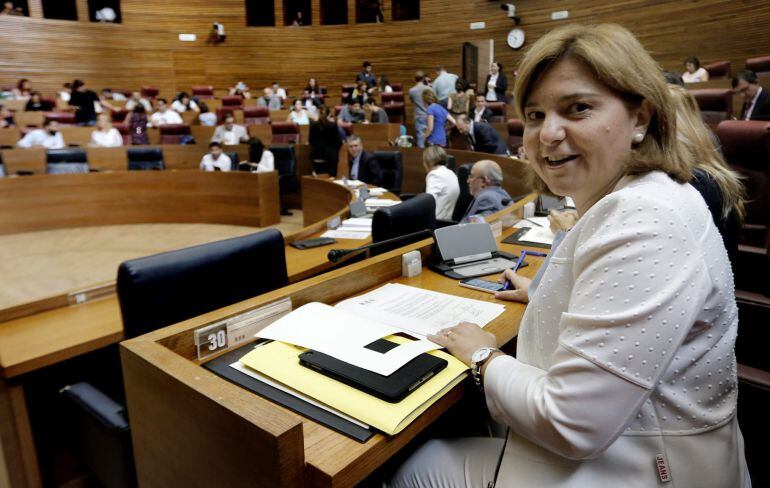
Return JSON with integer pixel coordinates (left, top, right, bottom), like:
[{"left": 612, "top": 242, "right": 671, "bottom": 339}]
[
  {"left": 320, "top": 217, "right": 373, "bottom": 240},
  {"left": 334, "top": 178, "right": 365, "bottom": 188},
  {"left": 368, "top": 187, "right": 388, "bottom": 197},
  {"left": 365, "top": 198, "right": 399, "bottom": 208},
  {"left": 515, "top": 217, "right": 555, "bottom": 246}
]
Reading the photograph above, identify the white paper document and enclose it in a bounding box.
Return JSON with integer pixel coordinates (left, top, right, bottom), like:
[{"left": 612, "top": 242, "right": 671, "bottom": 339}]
[
  {"left": 334, "top": 179, "right": 365, "bottom": 188},
  {"left": 368, "top": 187, "right": 388, "bottom": 197},
  {"left": 321, "top": 229, "right": 371, "bottom": 240},
  {"left": 256, "top": 302, "right": 439, "bottom": 376},
  {"left": 335, "top": 283, "right": 505, "bottom": 338},
  {"left": 365, "top": 198, "right": 399, "bottom": 208},
  {"left": 519, "top": 226, "right": 555, "bottom": 245},
  {"left": 341, "top": 218, "right": 373, "bottom": 229},
  {"left": 516, "top": 216, "right": 551, "bottom": 229}
]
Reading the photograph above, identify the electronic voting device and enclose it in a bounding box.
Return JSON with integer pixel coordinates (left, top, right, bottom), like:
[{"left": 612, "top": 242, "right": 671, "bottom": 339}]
[{"left": 428, "top": 223, "right": 518, "bottom": 279}]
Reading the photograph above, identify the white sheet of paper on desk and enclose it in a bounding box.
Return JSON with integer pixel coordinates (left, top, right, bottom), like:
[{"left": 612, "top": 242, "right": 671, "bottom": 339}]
[
  {"left": 341, "top": 218, "right": 373, "bottom": 229},
  {"left": 365, "top": 198, "right": 399, "bottom": 207},
  {"left": 321, "top": 229, "right": 371, "bottom": 239},
  {"left": 335, "top": 283, "right": 505, "bottom": 338},
  {"left": 520, "top": 226, "right": 555, "bottom": 245},
  {"left": 334, "top": 179, "right": 365, "bottom": 187},
  {"left": 255, "top": 302, "right": 439, "bottom": 376},
  {"left": 368, "top": 187, "right": 388, "bottom": 196},
  {"left": 516, "top": 216, "right": 551, "bottom": 228}
]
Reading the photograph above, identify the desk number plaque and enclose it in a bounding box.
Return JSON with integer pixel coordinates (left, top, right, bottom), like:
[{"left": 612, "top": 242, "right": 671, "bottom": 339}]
[{"left": 194, "top": 297, "right": 293, "bottom": 360}]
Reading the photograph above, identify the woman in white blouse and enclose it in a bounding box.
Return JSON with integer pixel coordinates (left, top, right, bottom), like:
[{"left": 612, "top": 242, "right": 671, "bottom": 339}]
[
  {"left": 422, "top": 146, "right": 459, "bottom": 220},
  {"left": 239, "top": 138, "right": 274, "bottom": 173},
  {"left": 171, "top": 92, "right": 200, "bottom": 113},
  {"left": 682, "top": 56, "right": 710, "bottom": 83},
  {"left": 388, "top": 23, "right": 749, "bottom": 488},
  {"left": 90, "top": 115, "right": 123, "bottom": 147},
  {"left": 287, "top": 99, "right": 316, "bottom": 125}
]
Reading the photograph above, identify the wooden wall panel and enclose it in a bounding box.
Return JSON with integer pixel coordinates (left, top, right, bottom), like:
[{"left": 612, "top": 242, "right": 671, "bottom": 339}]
[{"left": 1, "top": 1, "right": 769, "bottom": 101}]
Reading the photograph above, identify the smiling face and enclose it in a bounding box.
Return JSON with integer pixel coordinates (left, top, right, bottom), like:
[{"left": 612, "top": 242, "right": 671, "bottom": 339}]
[{"left": 522, "top": 57, "right": 649, "bottom": 213}]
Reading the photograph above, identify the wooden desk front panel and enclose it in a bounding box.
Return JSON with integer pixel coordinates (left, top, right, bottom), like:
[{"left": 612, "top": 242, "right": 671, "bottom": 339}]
[
  {"left": 0, "top": 171, "right": 280, "bottom": 234},
  {"left": 0, "top": 128, "right": 21, "bottom": 147},
  {"left": 1, "top": 147, "right": 46, "bottom": 174}
]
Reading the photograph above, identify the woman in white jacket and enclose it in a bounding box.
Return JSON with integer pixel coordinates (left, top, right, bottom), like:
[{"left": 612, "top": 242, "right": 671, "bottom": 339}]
[
  {"left": 388, "top": 23, "right": 749, "bottom": 488},
  {"left": 422, "top": 146, "right": 459, "bottom": 221}
]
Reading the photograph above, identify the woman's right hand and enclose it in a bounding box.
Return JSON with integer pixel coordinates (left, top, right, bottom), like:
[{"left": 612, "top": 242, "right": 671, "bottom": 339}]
[{"left": 494, "top": 269, "right": 531, "bottom": 303}]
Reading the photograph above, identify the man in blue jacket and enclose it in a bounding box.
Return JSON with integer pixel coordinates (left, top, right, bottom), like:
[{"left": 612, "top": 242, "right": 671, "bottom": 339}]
[{"left": 461, "top": 160, "right": 513, "bottom": 222}]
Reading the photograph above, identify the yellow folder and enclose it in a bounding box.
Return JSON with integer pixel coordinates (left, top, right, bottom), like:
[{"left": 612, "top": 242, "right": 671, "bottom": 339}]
[{"left": 239, "top": 338, "right": 469, "bottom": 435}]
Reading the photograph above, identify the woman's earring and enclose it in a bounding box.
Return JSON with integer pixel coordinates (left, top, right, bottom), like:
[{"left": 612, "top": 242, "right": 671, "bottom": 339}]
[{"left": 632, "top": 131, "right": 645, "bottom": 143}]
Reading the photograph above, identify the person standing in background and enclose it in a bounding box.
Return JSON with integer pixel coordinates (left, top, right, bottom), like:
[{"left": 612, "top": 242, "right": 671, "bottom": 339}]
[
  {"left": 69, "top": 79, "right": 99, "bottom": 126},
  {"left": 409, "top": 71, "right": 431, "bottom": 148},
  {"left": 484, "top": 61, "right": 508, "bottom": 102}
]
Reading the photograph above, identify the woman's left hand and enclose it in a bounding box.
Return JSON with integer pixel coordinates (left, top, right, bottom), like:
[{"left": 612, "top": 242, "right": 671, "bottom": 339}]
[{"left": 428, "top": 322, "right": 498, "bottom": 366}]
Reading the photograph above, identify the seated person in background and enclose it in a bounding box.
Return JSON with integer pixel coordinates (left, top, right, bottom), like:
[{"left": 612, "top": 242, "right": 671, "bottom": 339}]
[
  {"left": 90, "top": 114, "right": 123, "bottom": 147},
  {"left": 271, "top": 82, "right": 287, "bottom": 100},
  {"left": 455, "top": 114, "right": 508, "bottom": 155},
  {"left": 58, "top": 82, "right": 72, "bottom": 103},
  {"left": 149, "top": 98, "right": 183, "bottom": 126},
  {"left": 198, "top": 102, "right": 217, "bottom": 126},
  {"left": 211, "top": 113, "right": 248, "bottom": 145},
  {"left": 24, "top": 92, "right": 45, "bottom": 111},
  {"left": 681, "top": 56, "right": 709, "bottom": 83},
  {"left": 346, "top": 135, "right": 382, "bottom": 185},
  {"left": 447, "top": 78, "right": 471, "bottom": 117},
  {"left": 287, "top": 98, "right": 316, "bottom": 125},
  {"left": 733, "top": 69, "right": 770, "bottom": 120},
  {"left": 1, "top": 1, "right": 24, "bottom": 15},
  {"left": 257, "top": 87, "right": 282, "bottom": 110},
  {"left": 95, "top": 6, "right": 117, "bottom": 22},
  {"left": 422, "top": 146, "right": 460, "bottom": 220},
  {"left": 17, "top": 120, "right": 65, "bottom": 149},
  {"left": 239, "top": 138, "right": 274, "bottom": 173},
  {"left": 171, "top": 92, "right": 200, "bottom": 113},
  {"left": 305, "top": 77, "right": 323, "bottom": 96},
  {"left": 356, "top": 61, "right": 378, "bottom": 93},
  {"left": 12, "top": 78, "right": 32, "bottom": 99},
  {"left": 380, "top": 75, "right": 393, "bottom": 94},
  {"left": 460, "top": 159, "right": 512, "bottom": 222},
  {"left": 0, "top": 104, "right": 15, "bottom": 127},
  {"left": 302, "top": 92, "right": 321, "bottom": 116},
  {"left": 125, "top": 91, "right": 152, "bottom": 112},
  {"left": 309, "top": 106, "right": 343, "bottom": 176},
  {"left": 125, "top": 104, "right": 149, "bottom": 145},
  {"left": 229, "top": 81, "right": 251, "bottom": 99},
  {"left": 200, "top": 142, "right": 231, "bottom": 172},
  {"left": 364, "top": 98, "right": 389, "bottom": 124},
  {"left": 471, "top": 95, "right": 493, "bottom": 122},
  {"left": 98, "top": 89, "right": 119, "bottom": 111},
  {"left": 351, "top": 81, "right": 369, "bottom": 104},
  {"left": 338, "top": 99, "right": 366, "bottom": 124},
  {"left": 69, "top": 79, "right": 99, "bottom": 126}
]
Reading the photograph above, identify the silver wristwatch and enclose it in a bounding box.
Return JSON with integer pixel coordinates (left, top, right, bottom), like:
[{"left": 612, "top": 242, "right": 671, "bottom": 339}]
[{"left": 471, "top": 347, "right": 501, "bottom": 391}]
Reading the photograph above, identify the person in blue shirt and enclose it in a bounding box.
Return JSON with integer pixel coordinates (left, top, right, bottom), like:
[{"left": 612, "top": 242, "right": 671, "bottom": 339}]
[{"left": 422, "top": 90, "right": 456, "bottom": 147}]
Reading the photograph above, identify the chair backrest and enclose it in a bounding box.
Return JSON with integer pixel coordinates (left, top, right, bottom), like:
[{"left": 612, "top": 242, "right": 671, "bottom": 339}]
[
  {"left": 113, "top": 122, "right": 132, "bottom": 145},
  {"left": 127, "top": 147, "right": 165, "bottom": 170},
  {"left": 372, "top": 193, "right": 436, "bottom": 255},
  {"left": 159, "top": 123, "right": 191, "bottom": 144},
  {"left": 117, "top": 230, "right": 288, "bottom": 339},
  {"left": 383, "top": 103, "right": 405, "bottom": 124},
  {"left": 704, "top": 60, "right": 731, "bottom": 80},
  {"left": 216, "top": 107, "right": 237, "bottom": 124},
  {"left": 269, "top": 144, "right": 299, "bottom": 194},
  {"left": 690, "top": 89, "right": 733, "bottom": 130},
  {"left": 452, "top": 163, "right": 474, "bottom": 222},
  {"left": 140, "top": 86, "right": 159, "bottom": 99},
  {"left": 340, "top": 84, "right": 355, "bottom": 99},
  {"left": 270, "top": 122, "right": 300, "bottom": 144},
  {"left": 486, "top": 102, "right": 507, "bottom": 123},
  {"left": 110, "top": 109, "right": 129, "bottom": 123},
  {"left": 192, "top": 86, "right": 214, "bottom": 98},
  {"left": 390, "top": 82, "right": 404, "bottom": 92},
  {"left": 746, "top": 56, "right": 770, "bottom": 77},
  {"left": 445, "top": 154, "right": 456, "bottom": 172},
  {"left": 45, "top": 112, "right": 77, "bottom": 126},
  {"left": 40, "top": 97, "right": 57, "bottom": 111},
  {"left": 507, "top": 118, "right": 524, "bottom": 152},
  {"left": 243, "top": 106, "right": 270, "bottom": 125},
  {"left": 221, "top": 95, "right": 244, "bottom": 108},
  {"left": 372, "top": 150, "right": 403, "bottom": 194},
  {"left": 381, "top": 92, "right": 404, "bottom": 104},
  {"left": 716, "top": 120, "right": 770, "bottom": 225},
  {"left": 46, "top": 148, "right": 89, "bottom": 174}
]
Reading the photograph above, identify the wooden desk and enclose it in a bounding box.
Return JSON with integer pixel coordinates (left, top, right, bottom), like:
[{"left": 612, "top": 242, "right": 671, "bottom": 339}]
[
  {"left": 0, "top": 127, "right": 21, "bottom": 147},
  {"left": 121, "top": 218, "right": 539, "bottom": 487}
]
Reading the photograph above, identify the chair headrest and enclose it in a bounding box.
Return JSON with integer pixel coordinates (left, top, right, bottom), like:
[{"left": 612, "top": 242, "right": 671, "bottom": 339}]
[
  {"left": 271, "top": 122, "right": 299, "bottom": 134},
  {"left": 704, "top": 61, "right": 731, "bottom": 78},
  {"left": 372, "top": 193, "right": 436, "bottom": 246},
  {"left": 127, "top": 147, "right": 164, "bottom": 161},
  {"left": 159, "top": 124, "right": 191, "bottom": 135},
  {"left": 47, "top": 148, "right": 87, "bottom": 163},
  {"left": 716, "top": 120, "right": 770, "bottom": 171},
  {"left": 689, "top": 89, "right": 732, "bottom": 111},
  {"left": 746, "top": 56, "right": 770, "bottom": 74},
  {"left": 507, "top": 118, "right": 524, "bottom": 134},
  {"left": 244, "top": 106, "right": 269, "bottom": 117}
]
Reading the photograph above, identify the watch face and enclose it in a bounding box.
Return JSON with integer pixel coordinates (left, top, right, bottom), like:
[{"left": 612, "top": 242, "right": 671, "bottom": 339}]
[
  {"left": 472, "top": 347, "right": 492, "bottom": 364},
  {"left": 508, "top": 28, "right": 525, "bottom": 49}
]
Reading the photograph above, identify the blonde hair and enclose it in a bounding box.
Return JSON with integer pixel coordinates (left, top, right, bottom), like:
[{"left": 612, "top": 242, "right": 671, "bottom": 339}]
[
  {"left": 667, "top": 85, "right": 745, "bottom": 221},
  {"left": 513, "top": 24, "right": 688, "bottom": 192},
  {"left": 422, "top": 89, "right": 438, "bottom": 106},
  {"left": 422, "top": 145, "right": 447, "bottom": 172}
]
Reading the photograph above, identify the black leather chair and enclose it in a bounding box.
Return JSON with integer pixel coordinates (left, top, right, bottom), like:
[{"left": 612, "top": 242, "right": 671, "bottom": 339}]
[
  {"left": 451, "top": 163, "right": 474, "bottom": 222},
  {"left": 61, "top": 230, "right": 289, "bottom": 488},
  {"left": 127, "top": 147, "right": 165, "bottom": 171},
  {"left": 373, "top": 150, "right": 403, "bottom": 195},
  {"left": 372, "top": 193, "right": 436, "bottom": 256},
  {"left": 46, "top": 148, "right": 89, "bottom": 174},
  {"left": 270, "top": 144, "right": 299, "bottom": 215},
  {"left": 445, "top": 154, "right": 456, "bottom": 172}
]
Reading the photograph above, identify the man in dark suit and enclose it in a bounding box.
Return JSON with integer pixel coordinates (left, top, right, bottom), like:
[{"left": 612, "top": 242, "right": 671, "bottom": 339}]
[
  {"left": 455, "top": 114, "right": 509, "bottom": 155},
  {"left": 346, "top": 135, "right": 382, "bottom": 185},
  {"left": 733, "top": 70, "right": 770, "bottom": 121},
  {"left": 471, "top": 95, "right": 494, "bottom": 123}
]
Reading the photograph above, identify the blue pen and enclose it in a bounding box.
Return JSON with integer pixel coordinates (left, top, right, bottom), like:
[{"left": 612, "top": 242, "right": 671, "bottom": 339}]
[{"left": 501, "top": 250, "right": 548, "bottom": 290}]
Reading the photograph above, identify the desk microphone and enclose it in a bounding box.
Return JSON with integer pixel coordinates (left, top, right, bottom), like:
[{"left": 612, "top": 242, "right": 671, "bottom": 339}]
[{"left": 327, "top": 229, "right": 435, "bottom": 264}]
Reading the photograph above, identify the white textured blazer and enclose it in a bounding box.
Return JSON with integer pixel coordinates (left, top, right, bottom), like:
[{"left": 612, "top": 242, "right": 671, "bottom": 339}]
[
  {"left": 425, "top": 165, "right": 460, "bottom": 221},
  {"left": 484, "top": 171, "right": 749, "bottom": 487}
]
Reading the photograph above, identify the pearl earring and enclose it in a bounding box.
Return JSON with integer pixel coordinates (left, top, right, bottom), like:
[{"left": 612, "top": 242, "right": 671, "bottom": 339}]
[{"left": 632, "top": 132, "right": 645, "bottom": 143}]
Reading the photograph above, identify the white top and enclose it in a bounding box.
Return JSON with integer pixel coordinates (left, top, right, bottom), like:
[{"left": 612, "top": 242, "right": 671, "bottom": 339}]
[
  {"left": 486, "top": 73, "right": 499, "bottom": 101},
  {"left": 90, "top": 128, "right": 123, "bottom": 147},
  {"left": 211, "top": 124, "right": 248, "bottom": 145},
  {"left": 149, "top": 109, "right": 183, "bottom": 126},
  {"left": 125, "top": 98, "right": 152, "bottom": 112},
  {"left": 171, "top": 100, "right": 199, "bottom": 113},
  {"left": 248, "top": 149, "right": 274, "bottom": 173},
  {"left": 425, "top": 165, "right": 460, "bottom": 220},
  {"left": 200, "top": 153, "right": 232, "bottom": 172},
  {"left": 199, "top": 112, "right": 217, "bottom": 126},
  {"left": 682, "top": 67, "right": 709, "bottom": 83},
  {"left": 274, "top": 87, "right": 287, "bottom": 99},
  {"left": 289, "top": 110, "right": 310, "bottom": 125},
  {"left": 95, "top": 7, "right": 116, "bottom": 21},
  {"left": 484, "top": 171, "right": 748, "bottom": 487},
  {"left": 17, "top": 129, "right": 65, "bottom": 149}
]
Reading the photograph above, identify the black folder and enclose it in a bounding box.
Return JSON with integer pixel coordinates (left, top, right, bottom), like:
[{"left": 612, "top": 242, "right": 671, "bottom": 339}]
[{"left": 203, "top": 343, "right": 375, "bottom": 443}]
